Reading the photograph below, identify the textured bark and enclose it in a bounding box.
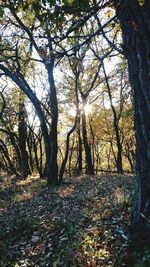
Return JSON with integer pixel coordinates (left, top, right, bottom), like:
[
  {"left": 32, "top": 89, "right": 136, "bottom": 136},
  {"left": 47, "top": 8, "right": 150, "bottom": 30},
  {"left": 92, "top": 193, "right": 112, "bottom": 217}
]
[{"left": 114, "top": 0, "right": 150, "bottom": 231}]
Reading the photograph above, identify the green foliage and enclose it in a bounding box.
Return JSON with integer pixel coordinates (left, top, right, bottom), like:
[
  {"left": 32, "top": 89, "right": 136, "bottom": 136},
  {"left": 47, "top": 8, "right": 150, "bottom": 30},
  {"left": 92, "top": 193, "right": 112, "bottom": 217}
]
[{"left": 80, "top": 234, "right": 111, "bottom": 265}]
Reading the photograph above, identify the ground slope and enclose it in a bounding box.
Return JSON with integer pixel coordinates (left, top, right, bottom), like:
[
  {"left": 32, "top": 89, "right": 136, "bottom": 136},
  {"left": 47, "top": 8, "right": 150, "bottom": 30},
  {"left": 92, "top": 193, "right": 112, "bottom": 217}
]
[{"left": 0, "top": 174, "right": 135, "bottom": 267}]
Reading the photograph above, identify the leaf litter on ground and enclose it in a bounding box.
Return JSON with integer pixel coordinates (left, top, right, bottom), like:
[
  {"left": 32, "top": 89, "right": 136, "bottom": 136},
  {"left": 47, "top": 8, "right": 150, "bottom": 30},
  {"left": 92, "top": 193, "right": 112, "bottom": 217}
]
[{"left": 0, "top": 174, "right": 135, "bottom": 267}]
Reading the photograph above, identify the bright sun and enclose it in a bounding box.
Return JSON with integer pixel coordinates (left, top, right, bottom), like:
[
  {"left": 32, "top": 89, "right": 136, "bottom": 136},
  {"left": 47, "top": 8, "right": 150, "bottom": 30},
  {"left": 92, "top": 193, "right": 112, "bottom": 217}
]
[{"left": 69, "top": 103, "right": 92, "bottom": 117}]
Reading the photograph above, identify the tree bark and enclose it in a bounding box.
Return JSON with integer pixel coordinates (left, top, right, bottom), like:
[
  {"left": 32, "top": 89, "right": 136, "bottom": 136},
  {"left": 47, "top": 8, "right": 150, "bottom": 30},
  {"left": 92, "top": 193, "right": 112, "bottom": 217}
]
[
  {"left": 0, "top": 139, "right": 20, "bottom": 176},
  {"left": 0, "top": 128, "right": 22, "bottom": 172},
  {"left": 77, "top": 110, "right": 82, "bottom": 175},
  {"left": 81, "top": 95, "right": 94, "bottom": 175},
  {"left": 18, "top": 97, "right": 29, "bottom": 178},
  {"left": 59, "top": 111, "right": 78, "bottom": 182},
  {"left": 0, "top": 64, "right": 51, "bottom": 181},
  {"left": 102, "top": 62, "right": 123, "bottom": 173},
  {"left": 46, "top": 58, "right": 58, "bottom": 185},
  {"left": 114, "top": 0, "right": 150, "bottom": 231}
]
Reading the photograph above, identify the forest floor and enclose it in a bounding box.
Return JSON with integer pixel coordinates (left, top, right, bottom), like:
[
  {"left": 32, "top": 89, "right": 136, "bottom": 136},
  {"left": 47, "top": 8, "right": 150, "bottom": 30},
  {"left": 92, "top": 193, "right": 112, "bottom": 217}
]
[{"left": 0, "top": 173, "right": 146, "bottom": 267}]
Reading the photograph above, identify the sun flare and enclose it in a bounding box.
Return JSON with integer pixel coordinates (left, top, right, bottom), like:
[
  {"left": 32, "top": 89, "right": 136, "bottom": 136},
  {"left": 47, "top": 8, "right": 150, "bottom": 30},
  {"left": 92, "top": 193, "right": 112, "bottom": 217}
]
[{"left": 69, "top": 103, "right": 92, "bottom": 117}]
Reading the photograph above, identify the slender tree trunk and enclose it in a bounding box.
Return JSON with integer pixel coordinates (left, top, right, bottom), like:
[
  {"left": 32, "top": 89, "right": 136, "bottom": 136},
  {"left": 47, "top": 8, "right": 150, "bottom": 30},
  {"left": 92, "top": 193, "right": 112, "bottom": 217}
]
[
  {"left": 77, "top": 110, "right": 82, "bottom": 175},
  {"left": 89, "top": 118, "right": 95, "bottom": 171},
  {"left": 33, "top": 140, "right": 43, "bottom": 178},
  {"left": 0, "top": 139, "right": 20, "bottom": 176},
  {"left": 59, "top": 112, "right": 78, "bottom": 182},
  {"left": 18, "top": 98, "right": 29, "bottom": 178},
  {"left": 59, "top": 70, "right": 80, "bottom": 181},
  {"left": 46, "top": 58, "right": 58, "bottom": 185},
  {"left": 102, "top": 62, "right": 123, "bottom": 173},
  {"left": 106, "top": 144, "right": 111, "bottom": 172},
  {"left": 114, "top": 0, "right": 150, "bottom": 231},
  {"left": 26, "top": 135, "right": 33, "bottom": 173},
  {"left": 124, "top": 140, "right": 134, "bottom": 173},
  {"left": 0, "top": 128, "right": 22, "bottom": 172},
  {"left": 69, "top": 134, "right": 75, "bottom": 176},
  {"left": 81, "top": 95, "right": 94, "bottom": 175},
  {"left": 0, "top": 64, "right": 51, "bottom": 182},
  {"left": 39, "top": 134, "right": 44, "bottom": 178}
]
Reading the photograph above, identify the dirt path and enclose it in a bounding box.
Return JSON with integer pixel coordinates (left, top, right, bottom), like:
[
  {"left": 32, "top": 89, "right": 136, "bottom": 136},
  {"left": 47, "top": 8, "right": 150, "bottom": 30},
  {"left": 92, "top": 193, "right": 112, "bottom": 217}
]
[{"left": 0, "top": 174, "right": 134, "bottom": 267}]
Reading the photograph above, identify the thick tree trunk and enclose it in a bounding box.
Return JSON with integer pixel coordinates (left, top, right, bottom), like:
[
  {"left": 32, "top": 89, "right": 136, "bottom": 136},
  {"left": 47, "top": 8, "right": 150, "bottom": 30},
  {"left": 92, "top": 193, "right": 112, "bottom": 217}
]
[{"left": 114, "top": 0, "right": 150, "bottom": 231}]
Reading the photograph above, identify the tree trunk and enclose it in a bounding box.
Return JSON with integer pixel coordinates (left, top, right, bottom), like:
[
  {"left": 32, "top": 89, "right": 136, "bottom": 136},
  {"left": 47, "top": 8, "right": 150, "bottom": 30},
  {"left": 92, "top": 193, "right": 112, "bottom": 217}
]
[
  {"left": 0, "top": 64, "right": 51, "bottom": 182},
  {"left": 69, "top": 134, "right": 75, "bottom": 176},
  {"left": 0, "top": 128, "right": 22, "bottom": 172},
  {"left": 89, "top": 118, "right": 95, "bottom": 172},
  {"left": 124, "top": 139, "right": 135, "bottom": 173},
  {"left": 39, "top": 134, "right": 44, "bottom": 178},
  {"left": 102, "top": 62, "right": 123, "bottom": 173},
  {"left": 26, "top": 135, "right": 34, "bottom": 173},
  {"left": 77, "top": 110, "right": 82, "bottom": 175},
  {"left": 18, "top": 99, "right": 29, "bottom": 178},
  {"left": 114, "top": 0, "right": 150, "bottom": 231},
  {"left": 0, "top": 139, "right": 20, "bottom": 176},
  {"left": 81, "top": 95, "right": 94, "bottom": 175},
  {"left": 59, "top": 111, "right": 78, "bottom": 182},
  {"left": 46, "top": 58, "right": 58, "bottom": 185}
]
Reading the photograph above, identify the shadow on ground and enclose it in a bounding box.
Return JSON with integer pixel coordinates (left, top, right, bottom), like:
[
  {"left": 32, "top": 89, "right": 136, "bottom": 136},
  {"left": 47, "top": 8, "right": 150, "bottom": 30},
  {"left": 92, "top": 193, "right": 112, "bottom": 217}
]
[{"left": 0, "top": 174, "right": 135, "bottom": 267}]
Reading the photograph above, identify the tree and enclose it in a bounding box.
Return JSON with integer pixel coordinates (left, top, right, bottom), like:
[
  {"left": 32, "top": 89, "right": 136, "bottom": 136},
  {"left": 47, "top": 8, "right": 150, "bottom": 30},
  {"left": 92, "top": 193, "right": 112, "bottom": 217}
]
[
  {"left": 18, "top": 92, "right": 30, "bottom": 178},
  {"left": 0, "top": 1, "right": 58, "bottom": 184},
  {"left": 102, "top": 61, "right": 123, "bottom": 173},
  {"left": 0, "top": 0, "right": 103, "bottom": 184},
  {"left": 113, "top": 0, "right": 150, "bottom": 233}
]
